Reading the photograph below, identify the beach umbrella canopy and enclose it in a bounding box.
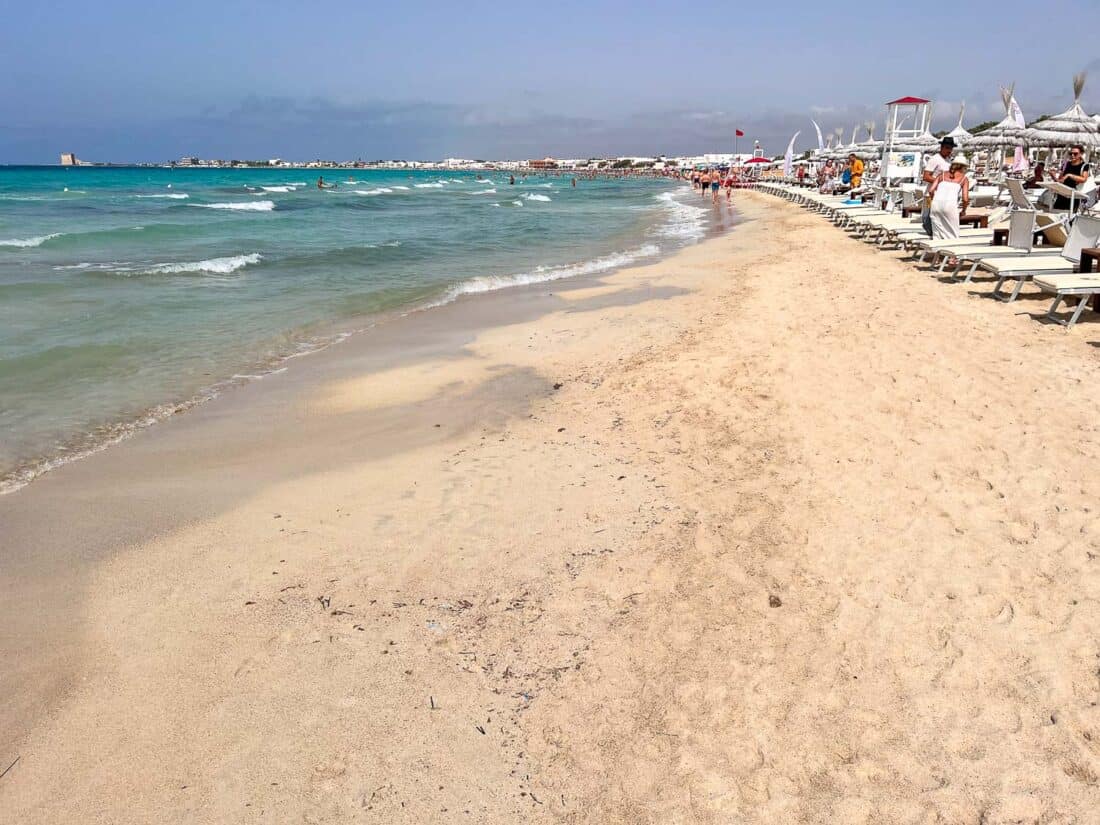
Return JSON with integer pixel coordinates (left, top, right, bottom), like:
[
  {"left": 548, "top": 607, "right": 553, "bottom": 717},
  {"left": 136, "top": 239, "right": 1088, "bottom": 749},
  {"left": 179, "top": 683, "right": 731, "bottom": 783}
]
[
  {"left": 968, "top": 113, "right": 1028, "bottom": 148},
  {"left": 854, "top": 121, "right": 882, "bottom": 158},
  {"left": 742, "top": 156, "right": 771, "bottom": 164},
  {"left": 946, "top": 102, "right": 972, "bottom": 144},
  {"left": 893, "top": 130, "right": 941, "bottom": 153},
  {"left": 1021, "top": 73, "right": 1100, "bottom": 149},
  {"left": 969, "top": 84, "right": 1028, "bottom": 148}
]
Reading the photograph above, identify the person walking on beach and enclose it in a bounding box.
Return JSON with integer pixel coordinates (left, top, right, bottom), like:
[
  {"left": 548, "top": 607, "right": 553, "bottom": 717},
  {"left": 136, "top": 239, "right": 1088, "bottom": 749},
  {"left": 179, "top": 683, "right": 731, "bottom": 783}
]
[
  {"left": 921, "top": 137, "right": 955, "bottom": 235},
  {"left": 928, "top": 156, "right": 970, "bottom": 241},
  {"left": 710, "top": 171, "right": 721, "bottom": 204}
]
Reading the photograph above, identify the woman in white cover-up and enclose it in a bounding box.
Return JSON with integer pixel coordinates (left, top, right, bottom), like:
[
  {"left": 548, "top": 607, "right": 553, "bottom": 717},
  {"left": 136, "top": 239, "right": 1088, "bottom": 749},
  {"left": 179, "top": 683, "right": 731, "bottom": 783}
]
[{"left": 927, "top": 156, "right": 970, "bottom": 240}]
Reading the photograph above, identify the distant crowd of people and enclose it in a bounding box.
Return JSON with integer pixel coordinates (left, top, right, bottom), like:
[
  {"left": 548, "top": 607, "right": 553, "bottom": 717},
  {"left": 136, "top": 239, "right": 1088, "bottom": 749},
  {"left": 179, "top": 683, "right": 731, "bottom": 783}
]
[{"left": 686, "top": 169, "right": 742, "bottom": 205}]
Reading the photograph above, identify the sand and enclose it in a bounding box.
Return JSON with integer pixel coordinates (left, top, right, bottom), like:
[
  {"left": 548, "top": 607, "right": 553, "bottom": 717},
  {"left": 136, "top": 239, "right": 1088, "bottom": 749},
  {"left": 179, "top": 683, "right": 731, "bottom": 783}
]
[{"left": 2, "top": 190, "right": 1100, "bottom": 823}]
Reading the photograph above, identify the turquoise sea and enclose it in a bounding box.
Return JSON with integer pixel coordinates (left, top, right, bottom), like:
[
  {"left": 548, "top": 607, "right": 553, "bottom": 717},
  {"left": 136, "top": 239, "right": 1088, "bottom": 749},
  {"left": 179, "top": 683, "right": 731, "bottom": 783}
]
[{"left": 0, "top": 166, "right": 706, "bottom": 491}]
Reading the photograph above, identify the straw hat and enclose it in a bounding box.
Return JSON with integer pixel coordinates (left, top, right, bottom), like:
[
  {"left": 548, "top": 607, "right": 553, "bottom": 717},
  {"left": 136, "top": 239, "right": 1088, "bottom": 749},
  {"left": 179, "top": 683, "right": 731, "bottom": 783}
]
[{"left": 951, "top": 155, "right": 970, "bottom": 168}]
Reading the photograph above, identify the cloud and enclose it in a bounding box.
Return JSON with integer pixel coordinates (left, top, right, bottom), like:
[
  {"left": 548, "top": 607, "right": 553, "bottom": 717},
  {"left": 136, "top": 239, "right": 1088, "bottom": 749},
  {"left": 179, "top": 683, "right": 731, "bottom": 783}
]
[{"left": 6, "top": 75, "right": 1100, "bottom": 164}]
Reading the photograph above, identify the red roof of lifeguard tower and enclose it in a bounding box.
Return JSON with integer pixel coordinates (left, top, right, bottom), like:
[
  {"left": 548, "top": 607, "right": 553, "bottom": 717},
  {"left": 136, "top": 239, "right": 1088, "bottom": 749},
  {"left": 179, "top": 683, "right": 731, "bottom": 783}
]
[{"left": 886, "top": 96, "right": 930, "bottom": 105}]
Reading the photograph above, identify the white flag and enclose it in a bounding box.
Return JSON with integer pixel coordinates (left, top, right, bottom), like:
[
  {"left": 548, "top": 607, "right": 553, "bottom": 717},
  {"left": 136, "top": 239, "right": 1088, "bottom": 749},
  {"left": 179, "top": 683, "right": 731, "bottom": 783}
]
[
  {"left": 783, "top": 131, "right": 801, "bottom": 176},
  {"left": 812, "top": 120, "right": 824, "bottom": 152}
]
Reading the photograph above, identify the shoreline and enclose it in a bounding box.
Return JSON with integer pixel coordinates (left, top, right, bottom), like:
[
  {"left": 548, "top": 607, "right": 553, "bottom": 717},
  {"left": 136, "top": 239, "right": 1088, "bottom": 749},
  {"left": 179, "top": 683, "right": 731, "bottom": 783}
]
[
  {"left": 1, "top": 183, "right": 720, "bottom": 496},
  {"left": 0, "top": 193, "right": 735, "bottom": 756},
  {"left": 5, "top": 191, "right": 1098, "bottom": 821}
]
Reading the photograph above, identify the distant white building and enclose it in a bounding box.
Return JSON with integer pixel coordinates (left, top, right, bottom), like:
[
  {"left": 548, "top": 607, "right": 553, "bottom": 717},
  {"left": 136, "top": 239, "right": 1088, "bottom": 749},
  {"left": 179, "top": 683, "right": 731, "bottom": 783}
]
[{"left": 60, "top": 152, "right": 78, "bottom": 166}]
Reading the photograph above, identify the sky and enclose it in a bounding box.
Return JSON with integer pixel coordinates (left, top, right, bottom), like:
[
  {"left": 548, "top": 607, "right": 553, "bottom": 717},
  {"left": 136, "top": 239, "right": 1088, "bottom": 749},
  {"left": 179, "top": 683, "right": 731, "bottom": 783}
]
[{"left": 3, "top": 0, "right": 1099, "bottom": 163}]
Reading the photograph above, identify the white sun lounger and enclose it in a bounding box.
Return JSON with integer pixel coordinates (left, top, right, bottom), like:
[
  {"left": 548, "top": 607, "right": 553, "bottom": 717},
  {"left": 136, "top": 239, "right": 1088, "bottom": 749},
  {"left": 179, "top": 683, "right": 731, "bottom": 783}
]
[
  {"left": 1033, "top": 273, "right": 1100, "bottom": 327},
  {"left": 977, "top": 215, "right": 1100, "bottom": 301}
]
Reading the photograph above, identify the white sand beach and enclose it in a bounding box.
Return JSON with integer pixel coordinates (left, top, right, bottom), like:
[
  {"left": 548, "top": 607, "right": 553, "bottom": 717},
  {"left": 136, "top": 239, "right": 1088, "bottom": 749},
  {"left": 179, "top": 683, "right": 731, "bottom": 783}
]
[{"left": 3, "top": 191, "right": 1099, "bottom": 823}]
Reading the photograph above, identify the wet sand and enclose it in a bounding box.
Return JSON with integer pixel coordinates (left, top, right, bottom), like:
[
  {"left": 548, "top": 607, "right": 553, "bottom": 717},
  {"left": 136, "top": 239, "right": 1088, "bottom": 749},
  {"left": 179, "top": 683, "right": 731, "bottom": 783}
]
[{"left": 3, "top": 191, "right": 1099, "bottom": 822}]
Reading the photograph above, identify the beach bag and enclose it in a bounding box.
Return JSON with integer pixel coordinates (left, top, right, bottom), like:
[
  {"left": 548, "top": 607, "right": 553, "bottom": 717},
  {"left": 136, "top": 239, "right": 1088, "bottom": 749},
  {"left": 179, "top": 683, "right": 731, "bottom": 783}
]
[{"left": 841, "top": 170, "right": 852, "bottom": 185}]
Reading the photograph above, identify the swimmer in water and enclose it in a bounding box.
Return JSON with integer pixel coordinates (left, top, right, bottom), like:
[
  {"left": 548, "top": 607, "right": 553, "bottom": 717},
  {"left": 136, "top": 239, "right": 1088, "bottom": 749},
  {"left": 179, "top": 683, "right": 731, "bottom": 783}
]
[
  {"left": 509, "top": 175, "right": 516, "bottom": 185},
  {"left": 317, "top": 176, "right": 325, "bottom": 190}
]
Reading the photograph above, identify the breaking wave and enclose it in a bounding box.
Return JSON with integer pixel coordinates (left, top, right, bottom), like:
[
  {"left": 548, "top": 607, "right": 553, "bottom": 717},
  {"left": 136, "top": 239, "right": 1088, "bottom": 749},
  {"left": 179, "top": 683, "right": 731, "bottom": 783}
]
[
  {"left": 193, "top": 200, "right": 276, "bottom": 211},
  {"left": 0, "top": 233, "right": 63, "bottom": 248},
  {"left": 432, "top": 244, "right": 660, "bottom": 306},
  {"left": 57, "top": 253, "right": 263, "bottom": 276}
]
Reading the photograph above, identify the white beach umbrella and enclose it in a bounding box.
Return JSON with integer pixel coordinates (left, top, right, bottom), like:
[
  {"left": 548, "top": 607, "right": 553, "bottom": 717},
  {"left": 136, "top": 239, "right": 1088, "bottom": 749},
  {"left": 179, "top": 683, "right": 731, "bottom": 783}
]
[{"left": 1021, "top": 73, "right": 1100, "bottom": 149}]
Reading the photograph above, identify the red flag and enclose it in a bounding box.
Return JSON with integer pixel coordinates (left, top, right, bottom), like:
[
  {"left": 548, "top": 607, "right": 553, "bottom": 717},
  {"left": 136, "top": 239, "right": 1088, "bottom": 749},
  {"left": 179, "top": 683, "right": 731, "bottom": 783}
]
[{"left": 735, "top": 129, "right": 745, "bottom": 137}]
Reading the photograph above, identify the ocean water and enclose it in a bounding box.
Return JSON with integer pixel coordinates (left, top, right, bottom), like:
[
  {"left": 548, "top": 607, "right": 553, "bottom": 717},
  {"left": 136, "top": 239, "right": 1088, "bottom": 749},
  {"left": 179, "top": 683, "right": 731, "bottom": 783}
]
[{"left": 0, "top": 166, "right": 707, "bottom": 491}]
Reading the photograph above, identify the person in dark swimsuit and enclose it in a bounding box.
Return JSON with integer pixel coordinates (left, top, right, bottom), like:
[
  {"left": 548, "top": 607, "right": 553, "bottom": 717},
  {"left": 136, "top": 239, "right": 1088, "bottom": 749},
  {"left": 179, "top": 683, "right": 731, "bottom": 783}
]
[
  {"left": 1054, "top": 145, "right": 1090, "bottom": 210},
  {"left": 1024, "top": 162, "right": 1046, "bottom": 189}
]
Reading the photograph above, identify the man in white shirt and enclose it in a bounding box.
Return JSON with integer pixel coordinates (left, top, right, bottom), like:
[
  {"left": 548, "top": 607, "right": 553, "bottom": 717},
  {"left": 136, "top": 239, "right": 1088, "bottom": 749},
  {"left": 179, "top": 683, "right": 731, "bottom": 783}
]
[{"left": 922, "top": 136, "right": 956, "bottom": 235}]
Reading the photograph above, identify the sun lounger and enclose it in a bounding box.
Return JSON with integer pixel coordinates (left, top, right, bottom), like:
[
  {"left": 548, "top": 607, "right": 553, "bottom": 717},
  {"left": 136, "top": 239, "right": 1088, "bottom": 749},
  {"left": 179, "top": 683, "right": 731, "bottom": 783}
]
[
  {"left": 1033, "top": 274, "right": 1100, "bottom": 327},
  {"left": 976, "top": 215, "right": 1100, "bottom": 301}
]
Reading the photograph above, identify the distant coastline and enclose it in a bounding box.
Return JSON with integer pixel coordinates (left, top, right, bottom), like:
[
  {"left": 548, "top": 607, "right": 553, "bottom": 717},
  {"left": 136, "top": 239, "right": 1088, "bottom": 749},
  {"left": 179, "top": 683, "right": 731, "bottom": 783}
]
[{"left": 6, "top": 150, "right": 761, "bottom": 173}]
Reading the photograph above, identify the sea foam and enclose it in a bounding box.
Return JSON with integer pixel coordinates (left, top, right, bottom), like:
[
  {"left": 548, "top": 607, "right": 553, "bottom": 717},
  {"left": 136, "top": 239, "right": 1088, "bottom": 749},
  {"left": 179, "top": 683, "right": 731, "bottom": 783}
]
[
  {"left": 652, "top": 191, "right": 706, "bottom": 240},
  {"left": 194, "top": 200, "right": 275, "bottom": 211},
  {"left": 0, "top": 233, "right": 63, "bottom": 248},
  {"left": 437, "top": 244, "right": 660, "bottom": 304},
  {"left": 523, "top": 193, "right": 551, "bottom": 202},
  {"left": 136, "top": 193, "right": 190, "bottom": 199},
  {"left": 145, "top": 253, "right": 263, "bottom": 275},
  {"left": 56, "top": 253, "right": 263, "bottom": 276}
]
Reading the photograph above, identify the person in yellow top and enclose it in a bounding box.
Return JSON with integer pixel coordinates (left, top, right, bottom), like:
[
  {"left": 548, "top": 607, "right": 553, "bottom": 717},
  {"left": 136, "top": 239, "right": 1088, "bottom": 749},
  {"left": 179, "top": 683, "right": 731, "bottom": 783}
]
[{"left": 847, "top": 153, "right": 864, "bottom": 189}]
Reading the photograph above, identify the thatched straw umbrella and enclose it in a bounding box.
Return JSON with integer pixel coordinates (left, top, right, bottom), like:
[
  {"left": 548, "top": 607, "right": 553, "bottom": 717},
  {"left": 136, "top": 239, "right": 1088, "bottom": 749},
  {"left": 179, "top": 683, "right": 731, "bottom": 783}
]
[
  {"left": 851, "top": 121, "right": 881, "bottom": 160},
  {"left": 968, "top": 85, "right": 1027, "bottom": 149},
  {"left": 946, "top": 102, "right": 972, "bottom": 145},
  {"left": 1022, "top": 73, "right": 1100, "bottom": 149},
  {"left": 893, "top": 130, "right": 940, "bottom": 153},
  {"left": 825, "top": 127, "right": 846, "bottom": 159}
]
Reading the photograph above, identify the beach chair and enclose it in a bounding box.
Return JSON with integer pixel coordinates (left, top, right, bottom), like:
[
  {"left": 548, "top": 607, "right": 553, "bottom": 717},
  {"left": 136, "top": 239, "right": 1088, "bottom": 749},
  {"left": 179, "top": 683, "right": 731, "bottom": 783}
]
[
  {"left": 947, "top": 214, "right": 1068, "bottom": 282},
  {"left": 978, "top": 215, "right": 1100, "bottom": 302},
  {"left": 1033, "top": 273, "right": 1100, "bottom": 327}
]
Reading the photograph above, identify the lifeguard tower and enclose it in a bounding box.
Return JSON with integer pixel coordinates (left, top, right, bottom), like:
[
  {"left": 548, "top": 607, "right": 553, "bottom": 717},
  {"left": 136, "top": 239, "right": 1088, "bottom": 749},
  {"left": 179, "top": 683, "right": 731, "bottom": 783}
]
[{"left": 881, "top": 95, "right": 932, "bottom": 181}]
